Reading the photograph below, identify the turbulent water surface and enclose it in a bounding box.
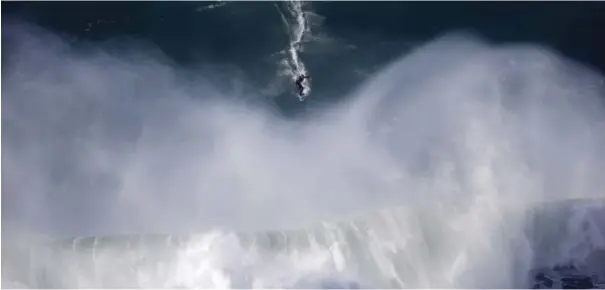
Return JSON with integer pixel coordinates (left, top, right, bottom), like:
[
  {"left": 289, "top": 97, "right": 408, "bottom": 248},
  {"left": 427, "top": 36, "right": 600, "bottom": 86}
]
[{"left": 2, "top": 1, "right": 605, "bottom": 288}]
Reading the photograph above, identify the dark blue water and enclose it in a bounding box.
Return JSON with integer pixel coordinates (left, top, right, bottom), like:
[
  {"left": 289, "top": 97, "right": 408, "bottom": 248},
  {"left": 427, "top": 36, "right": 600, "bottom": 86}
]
[{"left": 3, "top": 1, "right": 605, "bottom": 113}]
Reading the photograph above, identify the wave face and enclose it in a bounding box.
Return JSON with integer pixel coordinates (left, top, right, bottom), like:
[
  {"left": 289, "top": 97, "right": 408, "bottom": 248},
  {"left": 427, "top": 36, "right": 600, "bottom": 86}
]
[{"left": 3, "top": 2, "right": 605, "bottom": 289}]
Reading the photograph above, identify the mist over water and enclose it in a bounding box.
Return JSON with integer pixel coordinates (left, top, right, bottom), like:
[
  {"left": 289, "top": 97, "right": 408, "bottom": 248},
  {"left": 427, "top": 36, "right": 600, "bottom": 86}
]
[{"left": 2, "top": 20, "right": 605, "bottom": 288}]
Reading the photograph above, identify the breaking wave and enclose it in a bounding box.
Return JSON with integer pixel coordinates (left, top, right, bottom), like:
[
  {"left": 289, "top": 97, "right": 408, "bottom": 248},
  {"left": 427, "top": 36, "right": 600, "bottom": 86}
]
[{"left": 2, "top": 21, "right": 605, "bottom": 288}]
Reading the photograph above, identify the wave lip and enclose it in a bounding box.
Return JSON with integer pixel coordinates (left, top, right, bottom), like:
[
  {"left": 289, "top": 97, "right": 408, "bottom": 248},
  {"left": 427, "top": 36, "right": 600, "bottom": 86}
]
[{"left": 2, "top": 199, "right": 604, "bottom": 288}]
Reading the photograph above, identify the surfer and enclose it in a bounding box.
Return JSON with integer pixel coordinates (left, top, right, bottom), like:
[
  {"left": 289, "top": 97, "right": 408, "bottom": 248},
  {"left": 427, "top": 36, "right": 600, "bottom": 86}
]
[{"left": 295, "top": 74, "right": 310, "bottom": 96}]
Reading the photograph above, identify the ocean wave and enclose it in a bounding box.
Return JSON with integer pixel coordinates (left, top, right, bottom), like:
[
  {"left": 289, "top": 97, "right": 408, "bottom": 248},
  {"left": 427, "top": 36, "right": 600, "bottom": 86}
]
[{"left": 3, "top": 8, "right": 605, "bottom": 288}]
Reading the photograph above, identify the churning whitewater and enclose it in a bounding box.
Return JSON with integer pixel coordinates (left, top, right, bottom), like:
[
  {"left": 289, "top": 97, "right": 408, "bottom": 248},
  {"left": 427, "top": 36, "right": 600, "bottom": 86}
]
[{"left": 2, "top": 21, "right": 605, "bottom": 289}]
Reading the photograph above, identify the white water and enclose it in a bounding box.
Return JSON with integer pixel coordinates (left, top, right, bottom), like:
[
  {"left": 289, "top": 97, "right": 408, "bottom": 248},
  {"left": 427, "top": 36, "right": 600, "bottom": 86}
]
[{"left": 2, "top": 22, "right": 605, "bottom": 288}]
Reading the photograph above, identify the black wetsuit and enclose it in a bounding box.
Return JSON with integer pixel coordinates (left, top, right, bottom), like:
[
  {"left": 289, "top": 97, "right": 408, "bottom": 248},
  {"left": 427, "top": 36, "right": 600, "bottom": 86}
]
[{"left": 295, "top": 75, "right": 309, "bottom": 95}]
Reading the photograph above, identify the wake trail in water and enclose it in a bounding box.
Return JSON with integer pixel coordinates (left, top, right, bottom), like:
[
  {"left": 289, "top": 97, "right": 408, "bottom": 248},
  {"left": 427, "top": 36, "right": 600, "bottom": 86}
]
[{"left": 276, "top": 1, "right": 312, "bottom": 101}]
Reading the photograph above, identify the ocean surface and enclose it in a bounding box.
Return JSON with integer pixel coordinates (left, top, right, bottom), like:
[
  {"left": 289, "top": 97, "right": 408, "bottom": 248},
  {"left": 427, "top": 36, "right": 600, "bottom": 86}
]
[{"left": 2, "top": 1, "right": 605, "bottom": 288}]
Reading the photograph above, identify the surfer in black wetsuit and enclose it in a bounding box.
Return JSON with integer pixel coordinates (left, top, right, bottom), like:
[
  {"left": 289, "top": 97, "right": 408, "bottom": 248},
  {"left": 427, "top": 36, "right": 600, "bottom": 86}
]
[{"left": 295, "top": 74, "right": 310, "bottom": 96}]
